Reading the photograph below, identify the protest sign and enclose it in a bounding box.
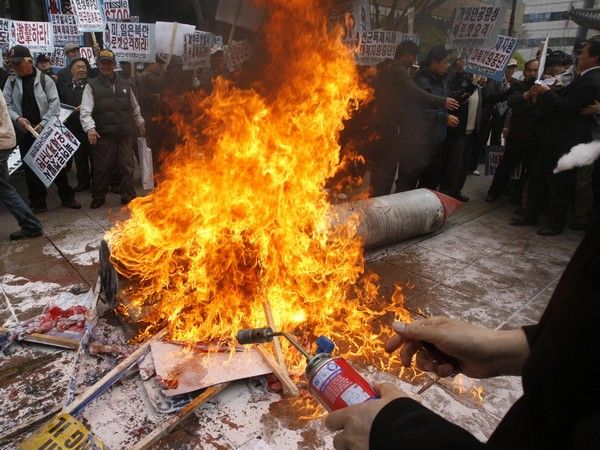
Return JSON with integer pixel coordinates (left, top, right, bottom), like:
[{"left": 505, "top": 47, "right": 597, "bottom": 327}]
[
  {"left": 9, "top": 21, "right": 54, "bottom": 52},
  {"left": 104, "top": 21, "right": 155, "bottom": 62},
  {"left": 328, "top": 0, "right": 371, "bottom": 49},
  {"left": 102, "top": 0, "right": 130, "bottom": 21},
  {"left": 51, "top": 14, "right": 82, "bottom": 47},
  {"left": 449, "top": 6, "right": 502, "bottom": 43},
  {"left": 23, "top": 117, "right": 80, "bottom": 188},
  {"left": 7, "top": 147, "right": 22, "bottom": 176},
  {"left": 355, "top": 31, "right": 419, "bottom": 66},
  {"left": 59, "top": 103, "right": 76, "bottom": 123},
  {"left": 183, "top": 31, "right": 215, "bottom": 71},
  {"left": 80, "top": 46, "right": 97, "bottom": 66},
  {"left": 44, "top": 47, "right": 67, "bottom": 68},
  {"left": 155, "top": 22, "right": 196, "bottom": 57},
  {"left": 215, "top": 0, "right": 266, "bottom": 31},
  {"left": 466, "top": 35, "right": 518, "bottom": 82},
  {"left": 485, "top": 145, "right": 521, "bottom": 179},
  {"left": 224, "top": 40, "right": 253, "bottom": 72},
  {"left": 71, "top": 0, "right": 105, "bottom": 32},
  {"left": 0, "top": 18, "right": 10, "bottom": 49}
]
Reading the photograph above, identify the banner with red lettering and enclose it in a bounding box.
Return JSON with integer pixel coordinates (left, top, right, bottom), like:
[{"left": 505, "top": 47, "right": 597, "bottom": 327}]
[
  {"left": 23, "top": 117, "right": 81, "bottom": 188},
  {"left": 9, "top": 21, "right": 54, "bottom": 52}
]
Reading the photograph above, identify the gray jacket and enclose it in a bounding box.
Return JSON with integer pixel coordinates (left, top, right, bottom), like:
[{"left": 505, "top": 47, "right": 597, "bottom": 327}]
[{"left": 2, "top": 69, "right": 60, "bottom": 133}]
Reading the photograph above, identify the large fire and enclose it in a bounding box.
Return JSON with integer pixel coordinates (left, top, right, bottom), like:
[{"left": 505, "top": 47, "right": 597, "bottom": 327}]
[{"left": 105, "top": 0, "right": 481, "bottom": 404}]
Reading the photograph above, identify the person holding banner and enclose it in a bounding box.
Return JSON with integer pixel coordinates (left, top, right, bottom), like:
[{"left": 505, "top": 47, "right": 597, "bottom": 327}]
[
  {"left": 3, "top": 45, "right": 80, "bottom": 213},
  {"left": 1, "top": 90, "right": 43, "bottom": 240},
  {"left": 80, "top": 49, "right": 145, "bottom": 209}
]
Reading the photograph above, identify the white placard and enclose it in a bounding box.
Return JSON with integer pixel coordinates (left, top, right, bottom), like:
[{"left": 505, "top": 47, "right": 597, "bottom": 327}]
[
  {"left": 46, "top": 47, "right": 67, "bottom": 68},
  {"left": 9, "top": 21, "right": 54, "bottom": 52},
  {"left": 182, "top": 31, "right": 214, "bottom": 71},
  {"left": 80, "top": 46, "right": 96, "bottom": 66},
  {"left": 102, "top": 0, "right": 130, "bottom": 21},
  {"left": 7, "top": 147, "right": 22, "bottom": 175},
  {"left": 224, "top": 40, "right": 253, "bottom": 72},
  {"left": 71, "top": 0, "right": 105, "bottom": 33},
  {"left": 466, "top": 35, "right": 518, "bottom": 82},
  {"left": 328, "top": 0, "right": 371, "bottom": 49},
  {"left": 155, "top": 21, "right": 196, "bottom": 56},
  {"left": 51, "top": 14, "right": 82, "bottom": 48},
  {"left": 103, "top": 22, "right": 156, "bottom": 63},
  {"left": 0, "top": 18, "right": 10, "bottom": 49},
  {"left": 355, "top": 31, "right": 419, "bottom": 66},
  {"left": 215, "top": 0, "right": 266, "bottom": 31},
  {"left": 23, "top": 117, "right": 81, "bottom": 188},
  {"left": 449, "top": 6, "right": 502, "bottom": 43}
]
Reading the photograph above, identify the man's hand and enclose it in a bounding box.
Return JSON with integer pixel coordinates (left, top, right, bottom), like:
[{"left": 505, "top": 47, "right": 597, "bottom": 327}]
[
  {"left": 385, "top": 317, "right": 530, "bottom": 378},
  {"left": 502, "top": 127, "right": 510, "bottom": 140},
  {"left": 445, "top": 97, "right": 460, "bottom": 111},
  {"left": 581, "top": 100, "right": 600, "bottom": 115},
  {"left": 16, "top": 117, "right": 32, "bottom": 131},
  {"left": 33, "top": 124, "right": 43, "bottom": 133},
  {"left": 447, "top": 115, "right": 459, "bottom": 128},
  {"left": 87, "top": 129, "right": 100, "bottom": 145},
  {"left": 138, "top": 123, "right": 146, "bottom": 137},
  {"left": 531, "top": 83, "right": 550, "bottom": 94},
  {"left": 325, "top": 383, "right": 407, "bottom": 450}
]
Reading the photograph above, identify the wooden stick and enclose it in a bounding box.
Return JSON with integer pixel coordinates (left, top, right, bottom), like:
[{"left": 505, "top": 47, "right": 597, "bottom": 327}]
[
  {"left": 261, "top": 300, "right": 286, "bottom": 369},
  {"left": 24, "top": 123, "right": 39, "bottom": 139},
  {"left": 0, "top": 327, "right": 79, "bottom": 350},
  {"left": 64, "top": 328, "right": 167, "bottom": 415},
  {"left": 256, "top": 346, "right": 299, "bottom": 396},
  {"left": 132, "top": 383, "right": 230, "bottom": 450}
]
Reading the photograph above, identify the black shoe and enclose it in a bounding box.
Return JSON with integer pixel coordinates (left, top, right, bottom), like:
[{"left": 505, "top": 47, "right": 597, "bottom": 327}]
[
  {"left": 511, "top": 216, "right": 536, "bottom": 226},
  {"left": 537, "top": 226, "right": 563, "bottom": 236},
  {"left": 90, "top": 198, "right": 105, "bottom": 209},
  {"left": 484, "top": 194, "right": 496, "bottom": 203},
  {"left": 73, "top": 184, "right": 90, "bottom": 192},
  {"left": 10, "top": 229, "right": 43, "bottom": 241},
  {"left": 62, "top": 199, "right": 81, "bottom": 209},
  {"left": 31, "top": 204, "right": 48, "bottom": 214},
  {"left": 569, "top": 222, "right": 591, "bottom": 231},
  {"left": 455, "top": 193, "right": 470, "bottom": 202}
]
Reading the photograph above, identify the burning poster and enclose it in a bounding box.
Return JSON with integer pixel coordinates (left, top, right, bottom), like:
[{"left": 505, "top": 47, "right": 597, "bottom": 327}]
[
  {"left": 101, "top": 0, "right": 130, "bottom": 21},
  {"left": 71, "top": 0, "right": 105, "bottom": 32},
  {"left": 23, "top": 117, "right": 81, "bottom": 188},
  {"left": 466, "top": 35, "right": 518, "bottom": 82},
  {"left": 355, "top": 31, "right": 419, "bottom": 66},
  {"left": 328, "top": 0, "right": 371, "bottom": 50},
  {"left": 182, "top": 31, "right": 215, "bottom": 71},
  {"left": 103, "top": 21, "right": 155, "bottom": 63},
  {"left": 51, "top": 14, "right": 82, "bottom": 48},
  {"left": 224, "top": 39, "right": 254, "bottom": 72},
  {"left": 9, "top": 21, "right": 54, "bottom": 52}
]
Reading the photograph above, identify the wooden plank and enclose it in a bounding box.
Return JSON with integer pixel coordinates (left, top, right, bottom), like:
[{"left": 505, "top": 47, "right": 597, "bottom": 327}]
[
  {"left": 132, "top": 383, "right": 230, "bottom": 450},
  {"left": 0, "top": 327, "right": 79, "bottom": 350},
  {"left": 261, "top": 300, "right": 286, "bottom": 368}
]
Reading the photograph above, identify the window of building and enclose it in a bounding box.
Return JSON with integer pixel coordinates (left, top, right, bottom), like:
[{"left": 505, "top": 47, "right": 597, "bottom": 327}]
[{"left": 523, "top": 11, "right": 570, "bottom": 23}]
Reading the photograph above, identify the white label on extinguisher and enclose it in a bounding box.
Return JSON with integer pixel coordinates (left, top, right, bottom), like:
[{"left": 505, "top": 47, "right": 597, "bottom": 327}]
[
  {"left": 341, "top": 385, "right": 372, "bottom": 405},
  {"left": 312, "top": 361, "right": 341, "bottom": 389}
]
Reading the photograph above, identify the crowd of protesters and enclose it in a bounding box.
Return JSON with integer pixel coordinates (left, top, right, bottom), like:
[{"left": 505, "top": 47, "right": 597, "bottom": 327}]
[
  {"left": 361, "top": 37, "right": 600, "bottom": 236},
  {"left": 2, "top": 35, "right": 600, "bottom": 240}
]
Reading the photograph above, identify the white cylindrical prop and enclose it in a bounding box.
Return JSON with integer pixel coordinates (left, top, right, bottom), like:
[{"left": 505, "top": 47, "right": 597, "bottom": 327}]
[{"left": 332, "top": 189, "right": 461, "bottom": 249}]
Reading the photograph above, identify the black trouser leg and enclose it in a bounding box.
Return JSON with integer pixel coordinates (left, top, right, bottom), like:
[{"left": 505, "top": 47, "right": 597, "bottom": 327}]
[
  {"left": 440, "top": 135, "right": 466, "bottom": 197},
  {"left": 458, "top": 132, "right": 476, "bottom": 191},
  {"left": 18, "top": 134, "right": 47, "bottom": 208},
  {"left": 488, "top": 139, "right": 524, "bottom": 197},
  {"left": 74, "top": 140, "right": 92, "bottom": 187},
  {"left": 523, "top": 153, "right": 547, "bottom": 221},
  {"left": 369, "top": 125, "right": 399, "bottom": 197},
  {"left": 54, "top": 168, "right": 74, "bottom": 204},
  {"left": 419, "top": 142, "right": 445, "bottom": 190},
  {"left": 547, "top": 155, "right": 576, "bottom": 231}
]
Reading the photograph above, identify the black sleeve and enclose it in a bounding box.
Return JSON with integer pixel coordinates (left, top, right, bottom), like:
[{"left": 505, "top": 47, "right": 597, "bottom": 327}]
[
  {"left": 572, "top": 411, "right": 600, "bottom": 449},
  {"left": 522, "top": 325, "right": 539, "bottom": 347},
  {"left": 370, "top": 398, "right": 484, "bottom": 450}
]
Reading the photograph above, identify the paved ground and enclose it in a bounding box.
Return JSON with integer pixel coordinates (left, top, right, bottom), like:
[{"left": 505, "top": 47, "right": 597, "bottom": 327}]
[{"left": 0, "top": 169, "right": 585, "bottom": 449}]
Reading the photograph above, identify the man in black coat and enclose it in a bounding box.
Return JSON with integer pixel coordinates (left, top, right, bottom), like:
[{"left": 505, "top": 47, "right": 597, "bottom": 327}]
[
  {"left": 325, "top": 220, "right": 600, "bottom": 449},
  {"left": 514, "top": 38, "right": 600, "bottom": 235}
]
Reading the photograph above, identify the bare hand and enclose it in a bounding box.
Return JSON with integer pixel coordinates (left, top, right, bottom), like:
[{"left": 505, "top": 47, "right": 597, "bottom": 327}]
[
  {"left": 502, "top": 127, "right": 510, "bottom": 140},
  {"left": 445, "top": 97, "right": 460, "bottom": 111},
  {"left": 87, "top": 129, "right": 100, "bottom": 145},
  {"left": 385, "top": 317, "right": 530, "bottom": 378},
  {"left": 531, "top": 83, "right": 550, "bottom": 95},
  {"left": 325, "top": 383, "right": 407, "bottom": 450},
  {"left": 581, "top": 100, "right": 600, "bottom": 115},
  {"left": 138, "top": 123, "right": 146, "bottom": 137},
  {"left": 16, "top": 117, "right": 32, "bottom": 131},
  {"left": 33, "top": 124, "right": 43, "bottom": 133},
  {"left": 447, "top": 115, "right": 459, "bottom": 128}
]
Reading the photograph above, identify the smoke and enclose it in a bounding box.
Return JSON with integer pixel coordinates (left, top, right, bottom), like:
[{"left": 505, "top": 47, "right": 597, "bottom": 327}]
[{"left": 554, "top": 141, "right": 600, "bottom": 173}]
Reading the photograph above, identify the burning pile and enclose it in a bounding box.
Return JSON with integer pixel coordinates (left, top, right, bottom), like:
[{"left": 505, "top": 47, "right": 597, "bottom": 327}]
[{"left": 106, "top": 0, "right": 408, "bottom": 370}]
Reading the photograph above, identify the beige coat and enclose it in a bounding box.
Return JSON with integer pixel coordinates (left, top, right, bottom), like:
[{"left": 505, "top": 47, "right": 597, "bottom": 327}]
[{"left": 0, "top": 91, "right": 16, "bottom": 150}]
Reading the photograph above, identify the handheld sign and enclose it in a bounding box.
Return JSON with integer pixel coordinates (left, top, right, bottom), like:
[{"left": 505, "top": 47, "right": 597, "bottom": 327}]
[
  {"left": 23, "top": 117, "right": 81, "bottom": 188},
  {"left": 536, "top": 35, "right": 550, "bottom": 84},
  {"left": 20, "top": 412, "right": 105, "bottom": 450}
]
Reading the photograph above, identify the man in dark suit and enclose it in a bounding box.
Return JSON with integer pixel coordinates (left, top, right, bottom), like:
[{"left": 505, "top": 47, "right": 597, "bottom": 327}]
[
  {"left": 325, "top": 220, "right": 600, "bottom": 449},
  {"left": 513, "top": 37, "right": 600, "bottom": 235}
]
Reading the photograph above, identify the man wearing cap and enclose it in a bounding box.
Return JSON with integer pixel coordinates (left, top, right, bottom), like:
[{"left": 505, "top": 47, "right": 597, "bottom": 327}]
[
  {"left": 80, "top": 49, "right": 145, "bottom": 209},
  {"left": 35, "top": 54, "right": 58, "bottom": 83},
  {"left": 3, "top": 45, "right": 80, "bottom": 213}
]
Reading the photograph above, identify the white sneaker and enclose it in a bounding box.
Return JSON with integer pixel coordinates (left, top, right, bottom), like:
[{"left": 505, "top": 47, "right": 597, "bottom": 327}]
[{"left": 471, "top": 170, "right": 481, "bottom": 176}]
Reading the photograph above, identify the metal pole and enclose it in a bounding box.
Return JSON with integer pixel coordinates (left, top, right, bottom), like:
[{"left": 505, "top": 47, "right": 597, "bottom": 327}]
[{"left": 508, "top": 0, "right": 517, "bottom": 36}]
